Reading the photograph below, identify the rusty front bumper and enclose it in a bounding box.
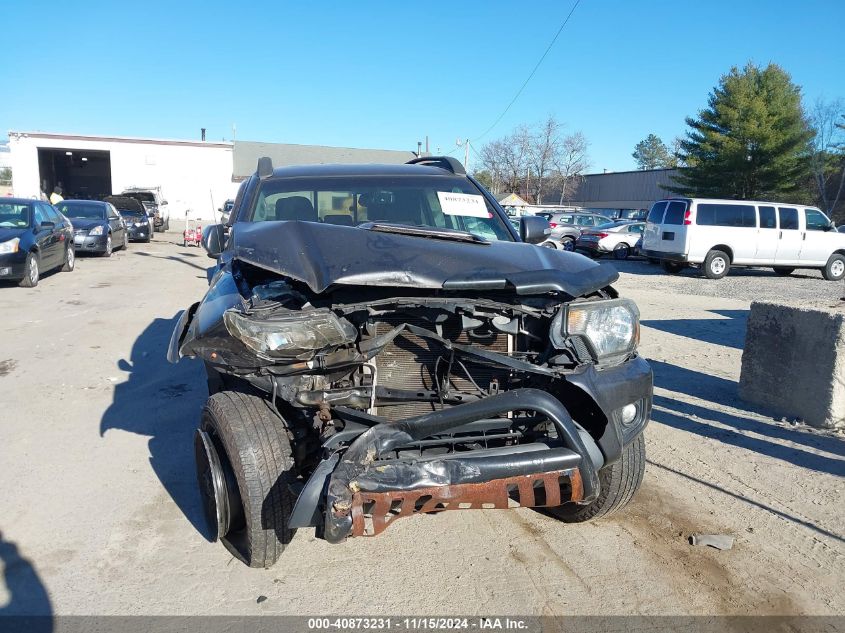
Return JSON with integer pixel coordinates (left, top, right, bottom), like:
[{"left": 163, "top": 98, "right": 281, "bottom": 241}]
[
  {"left": 317, "top": 388, "right": 602, "bottom": 543},
  {"left": 350, "top": 468, "right": 584, "bottom": 537}
]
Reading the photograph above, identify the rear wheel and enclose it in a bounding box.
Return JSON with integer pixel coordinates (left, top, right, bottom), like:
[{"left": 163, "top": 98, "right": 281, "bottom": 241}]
[
  {"left": 561, "top": 237, "right": 575, "bottom": 252},
  {"left": 613, "top": 243, "right": 631, "bottom": 260},
  {"left": 197, "top": 390, "right": 296, "bottom": 568},
  {"left": 661, "top": 260, "right": 684, "bottom": 274},
  {"left": 703, "top": 249, "right": 730, "bottom": 279},
  {"left": 61, "top": 246, "right": 75, "bottom": 272},
  {"left": 823, "top": 253, "right": 845, "bottom": 281},
  {"left": 549, "top": 433, "right": 645, "bottom": 523},
  {"left": 773, "top": 267, "right": 795, "bottom": 276},
  {"left": 19, "top": 252, "right": 39, "bottom": 287}
]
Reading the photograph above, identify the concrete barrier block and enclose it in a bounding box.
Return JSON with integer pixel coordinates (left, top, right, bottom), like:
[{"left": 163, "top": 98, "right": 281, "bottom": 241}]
[{"left": 739, "top": 301, "right": 845, "bottom": 429}]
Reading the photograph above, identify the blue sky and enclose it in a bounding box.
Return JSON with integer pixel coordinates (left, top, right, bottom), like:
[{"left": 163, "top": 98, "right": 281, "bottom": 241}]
[{"left": 3, "top": 0, "right": 844, "bottom": 172}]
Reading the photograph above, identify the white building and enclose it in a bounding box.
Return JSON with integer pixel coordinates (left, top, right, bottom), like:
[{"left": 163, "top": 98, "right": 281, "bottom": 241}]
[
  {"left": 8, "top": 131, "right": 237, "bottom": 221},
  {"left": 7, "top": 131, "right": 415, "bottom": 222}
]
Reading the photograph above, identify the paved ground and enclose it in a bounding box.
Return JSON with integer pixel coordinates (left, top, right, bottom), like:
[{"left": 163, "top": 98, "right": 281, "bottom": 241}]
[{"left": 0, "top": 238, "right": 843, "bottom": 617}]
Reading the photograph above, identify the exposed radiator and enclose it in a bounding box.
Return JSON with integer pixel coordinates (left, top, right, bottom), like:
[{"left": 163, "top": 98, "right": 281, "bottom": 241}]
[{"left": 372, "top": 317, "right": 512, "bottom": 421}]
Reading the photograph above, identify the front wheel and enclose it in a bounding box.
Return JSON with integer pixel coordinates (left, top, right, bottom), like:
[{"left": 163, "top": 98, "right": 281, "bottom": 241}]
[
  {"left": 822, "top": 253, "right": 845, "bottom": 281},
  {"left": 19, "top": 252, "right": 39, "bottom": 287},
  {"left": 197, "top": 390, "right": 296, "bottom": 568},
  {"left": 61, "top": 246, "right": 75, "bottom": 272},
  {"left": 101, "top": 235, "right": 113, "bottom": 258},
  {"left": 548, "top": 433, "right": 645, "bottom": 523}
]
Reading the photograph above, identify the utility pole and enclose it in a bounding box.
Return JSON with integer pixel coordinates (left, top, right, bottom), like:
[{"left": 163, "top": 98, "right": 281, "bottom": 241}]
[{"left": 456, "top": 138, "right": 470, "bottom": 168}]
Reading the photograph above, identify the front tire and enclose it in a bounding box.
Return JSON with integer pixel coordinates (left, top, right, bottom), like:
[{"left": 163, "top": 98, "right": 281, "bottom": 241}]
[
  {"left": 19, "top": 252, "right": 39, "bottom": 287},
  {"left": 822, "top": 253, "right": 845, "bottom": 281},
  {"left": 61, "top": 246, "right": 75, "bottom": 272},
  {"left": 101, "top": 235, "right": 113, "bottom": 258},
  {"left": 548, "top": 433, "right": 645, "bottom": 523},
  {"left": 198, "top": 390, "right": 296, "bottom": 568},
  {"left": 703, "top": 249, "right": 730, "bottom": 279}
]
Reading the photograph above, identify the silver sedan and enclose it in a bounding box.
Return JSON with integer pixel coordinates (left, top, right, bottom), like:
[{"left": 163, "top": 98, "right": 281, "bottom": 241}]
[{"left": 576, "top": 221, "right": 645, "bottom": 259}]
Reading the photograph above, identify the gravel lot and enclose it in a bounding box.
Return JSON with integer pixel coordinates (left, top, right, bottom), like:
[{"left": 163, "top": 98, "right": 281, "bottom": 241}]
[{"left": 0, "top": 238, "right": 843, "bottom": 619}]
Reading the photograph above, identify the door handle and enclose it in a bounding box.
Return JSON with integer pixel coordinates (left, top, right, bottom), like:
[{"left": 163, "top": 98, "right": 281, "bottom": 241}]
[
  {"left": 802, "top": 232, "right": 806, "bottom": 240},
  {"left": 779, "top": 230, "right": 782, "bottom": 239}
]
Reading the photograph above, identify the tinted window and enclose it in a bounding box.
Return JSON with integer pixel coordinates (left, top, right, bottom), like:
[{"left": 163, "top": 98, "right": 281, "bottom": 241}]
[
  {"left": 575, "top": 215, "right": 594, "bottom": 226},
  {"left": 805, "top": 209, "right": 830, "bottom": 231},
  {"left": 42, "top": 204, "right": 62, "bottom": 223},
  {"left": 663, "top": 200, "right": 687, "bottom": 225},
  {"left": 627, "top": 223, "right": 645, "bottom": 233},
  {"left": 696, "top": 203, "right": 756, "bottom": 227},
  {"left": 778, "top": 207, "right": 799, "bottom": 230},
  {"left": 34, "top": 205, "right": 47, "bottom": 226},
  {"left": 758, "top": 206, "right": 776, "bottom": 229},
  {"left": 647, "top": 201, "right": 668, "bottom": 223},
  {"left": 57, "top": 202, "right": 106, "bottom": 219},
  {"left": 555, "top": 214, "right": 574, "bottom": 224}
]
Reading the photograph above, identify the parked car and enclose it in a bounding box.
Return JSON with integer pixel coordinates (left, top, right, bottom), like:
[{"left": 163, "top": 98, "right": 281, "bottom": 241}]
[
  {"left": 56, "top": 199, "right": 128, "bottom": 256},
  {"left": 577, "top": 221, "right": 646, "bottom": 259},
  {"left": 540, "top": 211, "right": 613, "bottom": 251},
  {"left": 0, "top": 198, "right": 75, "bottom": 287},
  {"left": 105, "top": 196, "right": 153, "bottom": 243},
  {"left": 168, "top": 155, "right": 652, "bottom": 568},
  {"left": 642, "top": 198, "right": 845, "bottom": 280},
  {"left": 121, "top": 187, "right": 169, "bottom": 232}
]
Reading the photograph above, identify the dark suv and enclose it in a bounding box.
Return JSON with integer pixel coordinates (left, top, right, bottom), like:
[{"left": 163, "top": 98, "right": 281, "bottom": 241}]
[{"left": 168, "top": 156, "right": 652, "bottom": 567}]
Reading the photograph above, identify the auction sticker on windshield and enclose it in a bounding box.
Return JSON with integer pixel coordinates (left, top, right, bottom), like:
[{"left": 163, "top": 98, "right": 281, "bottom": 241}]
[{"left": 437, "top": 192, "right": 491, "bottom": 218}]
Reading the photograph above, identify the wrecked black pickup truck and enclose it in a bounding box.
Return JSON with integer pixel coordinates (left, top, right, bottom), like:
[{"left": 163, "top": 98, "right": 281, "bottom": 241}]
[{"left": 168, "top": 156, "right": 652, "bottom": 568}]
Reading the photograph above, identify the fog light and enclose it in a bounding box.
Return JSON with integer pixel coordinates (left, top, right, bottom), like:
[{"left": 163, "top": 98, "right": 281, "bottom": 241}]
[{"left": 621, "top": 403, "right": 638, "bottom": 425}]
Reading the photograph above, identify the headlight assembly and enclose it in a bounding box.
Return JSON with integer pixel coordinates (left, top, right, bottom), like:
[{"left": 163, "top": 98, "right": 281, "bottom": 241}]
[
  {"left": 223, "top": 308, "right": 357, "bottom": 360},
  {"left": 0, "top": 237, "right": 20, "bottom": 255},
  {"left": 89, "top": 225, "right": 104, "bottom": 236},
  {"left": 552, "top": 298, "right": 640, "bottom": 364}
]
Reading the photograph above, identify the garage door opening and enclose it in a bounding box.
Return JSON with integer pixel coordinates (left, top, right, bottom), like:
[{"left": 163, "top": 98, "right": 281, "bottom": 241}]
[{"left": 38, "top": 148, "right": 112, "bottom": 200}]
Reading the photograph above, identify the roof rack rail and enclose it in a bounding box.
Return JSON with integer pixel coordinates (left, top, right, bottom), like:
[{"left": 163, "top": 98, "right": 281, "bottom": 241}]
[
  {"left": 406, "top": 156, "right": 466, "bottom": 175},
  {"left": 257, "top": 156, "right": 273, "bottom": 179}
]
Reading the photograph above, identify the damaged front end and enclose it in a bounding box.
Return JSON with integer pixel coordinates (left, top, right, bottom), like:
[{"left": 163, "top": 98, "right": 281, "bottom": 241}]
[{"left": 170, "top": 248, "right": 651, "bottom": 543}]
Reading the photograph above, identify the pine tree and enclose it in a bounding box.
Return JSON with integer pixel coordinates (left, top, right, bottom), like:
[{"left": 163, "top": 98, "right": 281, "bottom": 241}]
[
  {"left": 632, "top": 134, "right": 674, "bottom": 170},
  {"left": 670, "top": 62, "right": 813, "bottom": 199}
]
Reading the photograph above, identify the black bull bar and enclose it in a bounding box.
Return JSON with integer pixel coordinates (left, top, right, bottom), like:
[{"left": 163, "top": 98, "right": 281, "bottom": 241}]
[{"left": 315, "top": 388, "right": 602, "bottom": 543}]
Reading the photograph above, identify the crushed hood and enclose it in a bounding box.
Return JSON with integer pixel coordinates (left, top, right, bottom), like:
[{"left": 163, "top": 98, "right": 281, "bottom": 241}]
[{"left": 230, "top": 221, "right": 619, "bottom": 297}]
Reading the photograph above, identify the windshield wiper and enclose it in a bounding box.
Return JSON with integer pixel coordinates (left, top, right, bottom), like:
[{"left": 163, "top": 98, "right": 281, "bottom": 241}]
[{"left": 360, "top": 222, "right": 489, "bottom": 244}]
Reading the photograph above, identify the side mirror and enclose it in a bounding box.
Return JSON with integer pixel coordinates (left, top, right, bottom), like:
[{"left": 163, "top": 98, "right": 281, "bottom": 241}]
[
  {"left": 520, "top": 215, "right": 551, "bottom": 244},
  {"left": 40, "top": 221, "right": 56, "bottom": 230},
  {"left": 161, "top": 200, "right": 169, "bottom": 206},
  {"left": 202, "top": 224, "right": 226, "bottom": 259}
]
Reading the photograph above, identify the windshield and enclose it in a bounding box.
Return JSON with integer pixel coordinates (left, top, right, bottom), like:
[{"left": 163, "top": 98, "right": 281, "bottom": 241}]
[
  {"left": 0, "top": 202, "right": 32, "bottom": 228},
  {"left": 56, "top": 202, "right": 106, "bottom": 220},
  {"left": 119, "top": 209, "right": 145, "bottom": 218},
  {"left": 249, "top": 175, "right": 514, "bottom": 242},
  {"left": 124, "top": 191, "right": 156, "bottom": 203}
]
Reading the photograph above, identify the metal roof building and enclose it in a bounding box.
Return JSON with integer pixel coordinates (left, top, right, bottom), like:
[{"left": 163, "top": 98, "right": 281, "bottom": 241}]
[
  {"left": 568, "top": 168, "right": 680, "bottom": 210},
  {"left": 232, "top": 140, "right": 414, "bottom": 181}
]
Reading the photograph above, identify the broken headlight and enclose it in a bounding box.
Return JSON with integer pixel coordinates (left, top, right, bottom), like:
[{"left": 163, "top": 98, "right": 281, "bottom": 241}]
[
  {"left": 552, "top": 298, "right": 639, "bottom": 364},
  {"left": 223, "top": 308, "right": 357, "bottom": 359}
]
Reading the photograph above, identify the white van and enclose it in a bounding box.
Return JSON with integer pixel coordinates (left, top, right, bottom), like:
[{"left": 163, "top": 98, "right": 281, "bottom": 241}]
[{"left": 641, "top": 198, "right": 845, "bottom": 280}]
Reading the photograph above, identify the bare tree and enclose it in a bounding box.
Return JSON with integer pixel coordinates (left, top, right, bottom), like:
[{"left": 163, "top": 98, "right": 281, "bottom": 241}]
[
  {"left": 809, "top": 97, "right": 845, "bottom": 215},
  {"left": 476, "top": 140, "right": 508, "bottom": 194},
  {"left": 528, "top": 115, "right": 563, "bottom": 204},
  {"left": 554, "top": 132, "right": 589, "bottom": 204},
  {"left": 500, "top": 125, "right": 531, "bottom": 197}
]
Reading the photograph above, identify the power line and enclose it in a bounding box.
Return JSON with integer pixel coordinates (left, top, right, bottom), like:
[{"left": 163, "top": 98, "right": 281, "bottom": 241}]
[{"left": 471, "top": 0, "right": 581, "bottom": 144}]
